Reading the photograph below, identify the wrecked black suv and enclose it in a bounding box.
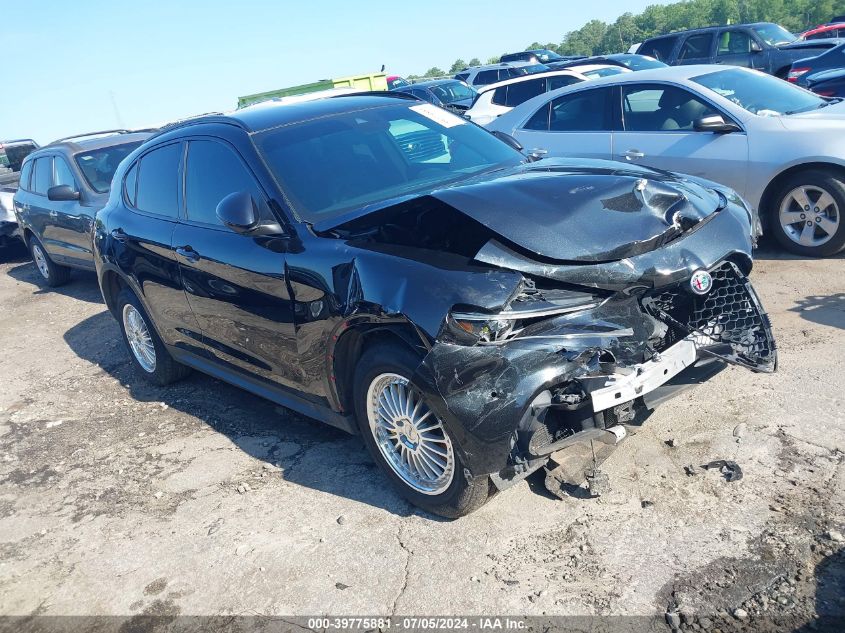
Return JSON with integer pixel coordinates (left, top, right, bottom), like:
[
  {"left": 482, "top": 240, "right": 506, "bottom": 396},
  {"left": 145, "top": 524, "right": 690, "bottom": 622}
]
[{"left": 93, "top": 94, "right": 776, "bottom": 518}]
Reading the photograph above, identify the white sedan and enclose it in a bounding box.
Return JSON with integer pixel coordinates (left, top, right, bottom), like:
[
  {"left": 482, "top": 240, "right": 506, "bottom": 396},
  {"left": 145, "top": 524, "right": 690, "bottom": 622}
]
[
  {"left": 466, "top": 65, "right": 630, "bottom": 126},
  {"left": 488, "top": 65, "right": 845, "bottom": 257}
]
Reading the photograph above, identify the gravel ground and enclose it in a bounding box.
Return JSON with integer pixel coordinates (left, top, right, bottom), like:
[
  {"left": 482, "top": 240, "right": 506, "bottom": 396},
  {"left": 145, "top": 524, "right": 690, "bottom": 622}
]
[{"left": 0, "top": 240, "right": 843, "bottom": 631}]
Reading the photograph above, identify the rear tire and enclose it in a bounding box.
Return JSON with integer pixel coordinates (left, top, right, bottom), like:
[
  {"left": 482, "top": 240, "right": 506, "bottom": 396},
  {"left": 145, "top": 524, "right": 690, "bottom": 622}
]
[
  {"left": 29, "top": 236, "right": 71, "bottom": 287},
  {"left": 116, "top": 288, "right": 191, "bottom": 386},
  {"left": 353, "top": 342, "right": 491, "bottom": 518},
  {"left": 769, "top": 169, "right": 845, "bottom": 257}
]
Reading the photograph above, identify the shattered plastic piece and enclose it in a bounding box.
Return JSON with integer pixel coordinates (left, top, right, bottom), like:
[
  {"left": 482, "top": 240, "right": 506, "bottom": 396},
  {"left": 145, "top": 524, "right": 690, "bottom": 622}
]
[
  {"left": 585, "top": 468, "right": 610, "bottom": 497},
  {"left": 702, "top": 459, "right": 743, "bottom": 482}
]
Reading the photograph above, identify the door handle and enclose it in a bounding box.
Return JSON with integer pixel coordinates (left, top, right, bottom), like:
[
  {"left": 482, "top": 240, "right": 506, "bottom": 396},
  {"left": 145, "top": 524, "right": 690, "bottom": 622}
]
[
  {"left": 175, "top": 245, "right": 200, "bottom": 263},
  {"left": 49, "top": 210, "right": 58, "bottom": 218},
  {"left": 623, "top": 149, "right": 645, "bottom": 160},
  {"left": 110, "top": 228, "right": 128, "bottom": 243}
]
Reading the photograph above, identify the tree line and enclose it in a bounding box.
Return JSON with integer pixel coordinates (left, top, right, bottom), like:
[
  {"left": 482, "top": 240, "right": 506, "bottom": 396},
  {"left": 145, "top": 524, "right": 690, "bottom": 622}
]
[{"left": 406, "top": 0, "right": 845, "bottom": 79}]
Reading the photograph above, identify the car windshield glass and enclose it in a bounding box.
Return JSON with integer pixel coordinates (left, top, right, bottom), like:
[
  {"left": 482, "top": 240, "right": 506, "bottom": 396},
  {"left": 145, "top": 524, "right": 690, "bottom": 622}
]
[
  {"left": 617, "top": 55, "right": 668, "bottom": 70},
  {"left": 0, "top": 142, "right": 38, "bottom": 172},
  {"left": 535, "top": 50, "right": 563, "bottom": 62},
  {"left": 692, "top": 68, "right": 827, "bottom": 115},
  {"left": 254, "top": 102, "right": 524, "bottom": 221},
  {"left": 429, "top": 81, "right": 476, "bottom": 104},
  {"left": 752, "top": 23, "right": 797, "bottom": 46},
  {"left": 74, "top": 141, "right": 143, "bottom": 193},
  {"left": 583, "top": 67, "right": 626, "bottom": 78}
]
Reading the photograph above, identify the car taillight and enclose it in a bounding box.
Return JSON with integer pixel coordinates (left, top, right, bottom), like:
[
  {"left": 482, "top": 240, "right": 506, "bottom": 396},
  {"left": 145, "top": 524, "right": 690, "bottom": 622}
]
[{"left": 788, "top": 67, "right": 810, "bottom": 82}]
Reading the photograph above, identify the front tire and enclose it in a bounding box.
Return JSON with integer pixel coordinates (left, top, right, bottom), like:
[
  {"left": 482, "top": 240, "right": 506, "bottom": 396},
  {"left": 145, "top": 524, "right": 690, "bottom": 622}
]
[
  {"left": 769, "top": 170, "right": 845, "bottom": 257},
  {"left": 29, "top": 236, "right": 71, "bottom": 287},
  {"left": 353, "top": 342, "right": 491, "bottom": 518},
  {"left": 116, "top": 288, "right": 191, "bottom": 386}
]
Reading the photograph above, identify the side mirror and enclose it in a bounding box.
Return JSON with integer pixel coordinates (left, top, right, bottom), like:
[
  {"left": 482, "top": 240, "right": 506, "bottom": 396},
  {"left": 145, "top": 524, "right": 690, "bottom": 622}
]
[
  {"left": 694, "top": 114, "right": 741, "bottom": 133},
  {"left": 491, "top": 130, "right": 524, "bottom": 152},
  {"left": 47, "top": 185, "right": 80, "bottom": 201},
  {"left": 216, "top": 191, "right": 287, "bottom": 237},
  {"left": 750, "top": 40, "right": 763, "bottom": 53}
]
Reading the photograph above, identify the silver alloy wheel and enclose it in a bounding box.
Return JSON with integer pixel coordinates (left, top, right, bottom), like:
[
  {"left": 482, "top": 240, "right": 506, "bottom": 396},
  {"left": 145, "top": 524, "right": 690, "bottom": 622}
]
[
  {"left": 32, "top": 243, "right": 50, "bottom": 280},
  {"left": 779, "top": 185, "right": 840, "bottom": 248},
  {"left": 122, "top": 304, "right": 157, "bottom": 373},
  {"left": 366, "top": 373, "right": 455, "bottom": 495}
]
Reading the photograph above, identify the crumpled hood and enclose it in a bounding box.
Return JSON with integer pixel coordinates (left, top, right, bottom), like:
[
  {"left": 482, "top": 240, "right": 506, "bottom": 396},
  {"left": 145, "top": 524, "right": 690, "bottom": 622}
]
[{"left": 430, "top": 158, "right": 723, "bottom": 262}]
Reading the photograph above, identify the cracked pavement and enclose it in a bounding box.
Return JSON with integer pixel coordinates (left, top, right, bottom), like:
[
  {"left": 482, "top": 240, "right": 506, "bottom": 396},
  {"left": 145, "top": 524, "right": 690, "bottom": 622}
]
[{"left": 0, "top": 242, "right": 843, "bottom": 626}]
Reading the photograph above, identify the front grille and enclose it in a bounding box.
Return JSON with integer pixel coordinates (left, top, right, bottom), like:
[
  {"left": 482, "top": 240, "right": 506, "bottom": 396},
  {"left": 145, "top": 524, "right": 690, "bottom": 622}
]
[{"left": 642, "top": 261, "right": 776, "bottom": 370}]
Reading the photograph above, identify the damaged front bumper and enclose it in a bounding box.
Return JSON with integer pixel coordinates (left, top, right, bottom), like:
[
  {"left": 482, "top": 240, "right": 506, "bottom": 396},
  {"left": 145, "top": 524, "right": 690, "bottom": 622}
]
[{"left": 410, "top": 258, "right": 777, "bottom": 492}]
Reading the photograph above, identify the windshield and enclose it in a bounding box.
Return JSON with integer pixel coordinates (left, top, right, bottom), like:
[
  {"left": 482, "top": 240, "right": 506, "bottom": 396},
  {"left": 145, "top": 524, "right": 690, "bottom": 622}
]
[
  {"left": 614, "top": 55, "right": 668, "bottom": 70},
  {"left": 752, "top": 23, "right": 797, "bottom": 46},
  {"left": 254, "top": 102, "right": 523, "bottom": 222},
  {"left": 583, "top": 67, "right": 627, "bottom": 78},
  {"left": 0, "top": 141, "right": 38, "bottom": 172},
  {"left": 535, "top": 50, "right": 563, "bottom": 62},
  {"left": 430, "top": 81, "right": 476, "bottom": 104},
  {"left": 692, "top": 68, "right": 828, "bottom": 115},
  {"left": 74, "top": 141, "right": 143, "bottom": 193}
]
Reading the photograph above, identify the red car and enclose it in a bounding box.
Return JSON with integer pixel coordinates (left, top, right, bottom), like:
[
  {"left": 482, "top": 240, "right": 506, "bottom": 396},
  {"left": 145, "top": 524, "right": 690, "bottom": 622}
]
[{"left": 801, "top": 22, "right": 845, "bottom": 39}]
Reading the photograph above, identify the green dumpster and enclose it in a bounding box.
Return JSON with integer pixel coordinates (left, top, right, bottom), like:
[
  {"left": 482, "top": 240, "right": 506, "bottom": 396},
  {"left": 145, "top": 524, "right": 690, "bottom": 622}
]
[{"left": 237, "top": 72, "right": 388, "bottom": 108}]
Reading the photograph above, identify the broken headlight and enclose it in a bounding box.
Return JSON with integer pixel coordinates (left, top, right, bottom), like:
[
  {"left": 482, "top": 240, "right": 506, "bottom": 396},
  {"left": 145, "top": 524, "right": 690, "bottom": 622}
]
[{"left": 443, "top": 285, "right": 603, "bottom": 345}]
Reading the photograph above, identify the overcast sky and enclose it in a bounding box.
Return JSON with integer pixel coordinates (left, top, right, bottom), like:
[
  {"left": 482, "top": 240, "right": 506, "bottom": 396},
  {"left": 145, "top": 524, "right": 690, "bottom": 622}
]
[{"left": 3, "top": 0, "right": 671, "bottom": 143}]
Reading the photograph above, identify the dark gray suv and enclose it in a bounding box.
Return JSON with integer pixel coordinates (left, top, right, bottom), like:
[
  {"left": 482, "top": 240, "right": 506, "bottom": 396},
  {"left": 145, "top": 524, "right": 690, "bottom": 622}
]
[{"left": 13, "top": 131, "right": 149, "bottom": 286}]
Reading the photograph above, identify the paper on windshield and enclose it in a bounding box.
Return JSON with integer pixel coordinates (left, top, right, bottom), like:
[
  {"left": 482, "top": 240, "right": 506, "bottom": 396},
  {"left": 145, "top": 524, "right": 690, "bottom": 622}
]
[{"left": 410, "top": 103, "right": 466, "bottom": 128}]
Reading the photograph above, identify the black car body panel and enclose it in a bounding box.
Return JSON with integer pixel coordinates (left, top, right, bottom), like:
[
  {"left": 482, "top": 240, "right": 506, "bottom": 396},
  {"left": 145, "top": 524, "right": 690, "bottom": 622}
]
[
  {"left": 638, "top": 23, "right": 842, "bottom": 77},
  {"left": 790, "top": 43, "right": 845, "bottom": 88},
  {"left": 805, "top": 67, "right": 845, "bottom": 96},
  {"left": 93, "top": 97, "right": 776, "bottom": 486}
]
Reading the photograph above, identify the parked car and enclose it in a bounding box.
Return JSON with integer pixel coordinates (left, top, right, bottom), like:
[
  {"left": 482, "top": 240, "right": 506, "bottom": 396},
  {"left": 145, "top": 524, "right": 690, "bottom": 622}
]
[
  {"left": 466, "top": 67, "right": 611, "bottom": 126},
  {"left": 787, "top": 42, "right": 845, "bottom": 86},
  {"left": 391, "top": 79, "right": 477, "bottom": 113},
  {"left": 801, "top": 22, "right": 845, "bottom": 40},
  {"left": 804, "top": 67, "right": 845, "bottom": 97},
  {"left": 487, "top": 65, "right": 845, "bottom": 257},
  {"left": 549, "top": 53, "right": 668, "bottom": 71},
  {"left": 636, "top": 22, "right": 842, "bottom": 78},
  {"left": 1, "top": 139, "right": 40, "bottom": 249},
  {"left": 454, "top": 62, "right": 549, "bottom": 87},
  {"left": 92, "top": 93, "right": 775, "bottom": 517},
  {"left": 387, "top": 75, "right": 410, "bottom": 90},
  {"left": 500, "top": 49, "right": 585, "bottom": 64},
  {"left": 13, "top": 131, "right": 149, "bottom": 286}
]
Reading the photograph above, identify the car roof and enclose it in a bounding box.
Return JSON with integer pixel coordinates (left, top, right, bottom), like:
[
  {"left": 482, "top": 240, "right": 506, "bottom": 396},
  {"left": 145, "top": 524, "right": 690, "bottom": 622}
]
[
  {"left": 535, "top": 64, "right": 751, "bottom": 90},
  {"left": 477, "top": 68, "right": 585, "bottom": 93},
  {"left": 35, "top": 132, "right": 152, "bottom": 155},
  {"left": 805, "top": 22, "right": 845, "bottom": 34},
  {"left": 189, "top": 94, "right": 421, "bottom": 134},
  {"left": 644, "top": 22, "right": 774, "bottom": 39},
  {"left": 461, "top": 61, "right": 533, "bottom": 72}
]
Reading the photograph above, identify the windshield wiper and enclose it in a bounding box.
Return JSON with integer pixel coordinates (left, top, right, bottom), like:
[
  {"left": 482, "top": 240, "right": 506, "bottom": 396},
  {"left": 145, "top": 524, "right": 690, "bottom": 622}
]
[{"left": 785, "top": 99, "right": 839, "bottom": 115}]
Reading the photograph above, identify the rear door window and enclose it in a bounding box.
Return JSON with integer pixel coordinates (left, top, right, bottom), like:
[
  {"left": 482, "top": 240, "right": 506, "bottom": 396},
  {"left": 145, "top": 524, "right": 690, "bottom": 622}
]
[
  {"left": 33, "top": 157, "right": 53, "bottom": 195},
  {"left": 185, "top": 140, "right": 263, "bottom": 226},
  {"left": 473, "top": 70, "right": 499, "bottom": 85},
  {"left": 505, "top": 78, "right": 545, "bottom": 106},
  {"left": 135, "top": 143, "right": 181, "bottom": 217},
  {"left": 678, "top": 33, "right": 714, "bottom": 62},
  {"left": 548, "top": 88, "right": 614, "bottom": 132},
  {"left": 640, "top": 36, "right": 678, "bottom": 62}
]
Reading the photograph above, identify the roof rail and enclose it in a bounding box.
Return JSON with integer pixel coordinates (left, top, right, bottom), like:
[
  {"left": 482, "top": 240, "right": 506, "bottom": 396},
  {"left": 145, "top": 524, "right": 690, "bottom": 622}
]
[{"left": 52, "top": 129, "right": 131, "bottom": 144}]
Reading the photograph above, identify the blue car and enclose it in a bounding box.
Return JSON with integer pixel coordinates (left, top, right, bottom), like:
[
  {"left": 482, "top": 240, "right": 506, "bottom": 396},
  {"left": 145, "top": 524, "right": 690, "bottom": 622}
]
[{"left": 788, "top": 41, "right": 845, "bottom": 87}]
